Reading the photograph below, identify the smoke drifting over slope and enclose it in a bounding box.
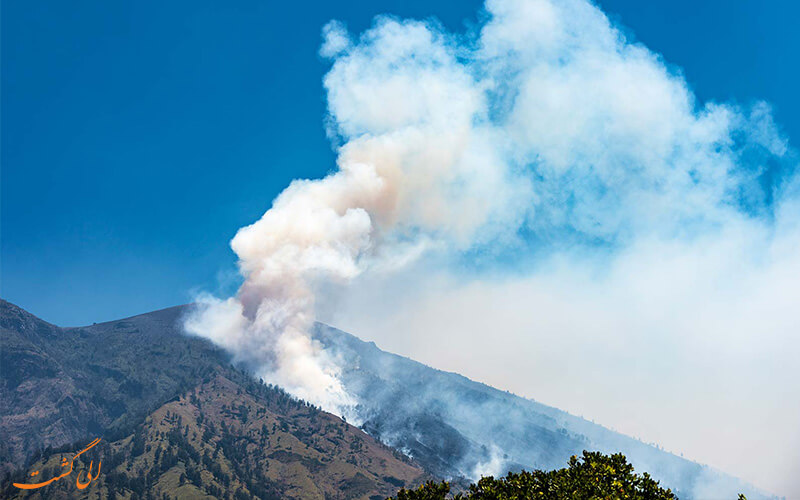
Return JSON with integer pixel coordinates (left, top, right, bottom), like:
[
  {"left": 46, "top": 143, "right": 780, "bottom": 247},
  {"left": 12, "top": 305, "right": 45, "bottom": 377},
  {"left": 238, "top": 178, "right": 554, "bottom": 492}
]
[{"left": 185, "top": 0, "right": 798, "bottom": 495}]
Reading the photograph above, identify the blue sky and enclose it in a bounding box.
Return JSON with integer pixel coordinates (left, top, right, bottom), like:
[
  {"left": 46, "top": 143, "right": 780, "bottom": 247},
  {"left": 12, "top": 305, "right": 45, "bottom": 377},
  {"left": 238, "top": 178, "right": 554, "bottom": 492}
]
[{"left": 2, "top": 0, "right": 799, "bottom": 326}]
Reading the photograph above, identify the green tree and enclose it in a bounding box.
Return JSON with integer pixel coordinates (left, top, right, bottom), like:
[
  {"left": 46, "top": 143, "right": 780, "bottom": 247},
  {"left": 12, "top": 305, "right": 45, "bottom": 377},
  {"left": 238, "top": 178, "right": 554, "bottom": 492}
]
[
  {"left": 391, "top": 451, "right": 676, "bottom": 499},
  {"left": 395, "top": 480, "right": 452, "bottom": 500}
]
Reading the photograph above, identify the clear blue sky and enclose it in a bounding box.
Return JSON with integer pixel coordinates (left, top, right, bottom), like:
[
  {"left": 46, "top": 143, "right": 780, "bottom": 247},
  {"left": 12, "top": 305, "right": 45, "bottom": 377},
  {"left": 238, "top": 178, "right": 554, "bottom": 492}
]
[{"left": 2, "top": 0, "right": 799, "bottom": 326}]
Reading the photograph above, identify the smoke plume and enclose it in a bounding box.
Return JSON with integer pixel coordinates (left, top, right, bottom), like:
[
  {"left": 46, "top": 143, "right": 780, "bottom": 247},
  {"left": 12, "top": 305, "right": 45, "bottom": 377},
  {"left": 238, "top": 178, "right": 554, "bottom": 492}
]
[{"left": 185, "top": 0, "right": 798, "bottom": 494}]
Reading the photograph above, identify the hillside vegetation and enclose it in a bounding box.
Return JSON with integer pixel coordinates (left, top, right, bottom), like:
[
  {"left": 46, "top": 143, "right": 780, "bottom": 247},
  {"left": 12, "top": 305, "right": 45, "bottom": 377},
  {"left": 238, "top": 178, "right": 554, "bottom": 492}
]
[
  {"left": 0, "top": 300, "right": 426, "bottom": 499},
  {"left": 2, "top": 372, "right": 425, "bottom": 499}
]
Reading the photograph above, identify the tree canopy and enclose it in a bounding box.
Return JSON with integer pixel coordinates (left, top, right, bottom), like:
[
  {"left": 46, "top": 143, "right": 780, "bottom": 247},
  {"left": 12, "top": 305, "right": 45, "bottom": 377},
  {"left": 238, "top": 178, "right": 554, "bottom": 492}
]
[{"left": 392, "top": 451, "right": 677, "bottom": 499}]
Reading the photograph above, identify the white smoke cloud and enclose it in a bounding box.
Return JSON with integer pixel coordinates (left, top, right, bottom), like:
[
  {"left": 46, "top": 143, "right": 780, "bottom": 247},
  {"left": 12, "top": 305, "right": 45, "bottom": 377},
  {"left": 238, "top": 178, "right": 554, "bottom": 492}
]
[
  {"left": 186, "top": 13, "right": 531, "bottom": 414},
  {"left": 186, "top": 0, "right": 798, "bottom": 495},
  {"left": 333, "top": 220, "right": 800, "bottom": 495},
  {"left": 472, "top": 444, "right": 506, "bottom": 479}
]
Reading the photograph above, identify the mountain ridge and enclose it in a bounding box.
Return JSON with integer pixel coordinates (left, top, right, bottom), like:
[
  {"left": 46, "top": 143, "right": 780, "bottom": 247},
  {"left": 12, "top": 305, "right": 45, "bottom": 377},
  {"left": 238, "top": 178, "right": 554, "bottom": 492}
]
[
  {"left": 0, "top": 299, "right": 427, "bottom": 499},
  {"left": 0, "top": 300, "right": 778, "bottom": 499}
]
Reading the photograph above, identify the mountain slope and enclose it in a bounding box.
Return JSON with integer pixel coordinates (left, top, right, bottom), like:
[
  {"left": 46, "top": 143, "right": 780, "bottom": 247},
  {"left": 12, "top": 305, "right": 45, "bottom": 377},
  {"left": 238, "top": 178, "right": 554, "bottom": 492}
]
[
  {"left": 0, "top": 299, "right": 227, "bottom": 472},
  {"left": 313, "top": 324, "right": 777, "bottom": 500},
  {"left": 2, "top": 372, "right": 424, "bottom": 499},
  {"left": 0, "top": 300, "right": 775, "bottom": 499},
  {"left": 0, "top": 300, "right": 426, "bottom": 498}
]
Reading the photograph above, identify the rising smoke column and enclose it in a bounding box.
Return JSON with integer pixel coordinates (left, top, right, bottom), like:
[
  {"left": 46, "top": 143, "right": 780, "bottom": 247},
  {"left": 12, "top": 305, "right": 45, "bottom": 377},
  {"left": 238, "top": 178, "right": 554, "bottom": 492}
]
[
  {"left": 185, "top": 16, "right": 530, "bottom": 413},
  {"left": 185, "top": 0, "right": 792, "bottom": 419}
]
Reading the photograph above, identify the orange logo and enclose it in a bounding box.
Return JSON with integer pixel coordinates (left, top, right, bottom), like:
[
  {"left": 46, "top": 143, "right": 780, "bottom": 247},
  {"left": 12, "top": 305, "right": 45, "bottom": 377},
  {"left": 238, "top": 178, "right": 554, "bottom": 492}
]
[{"left": 13, "top": 438, "right": 102, "bottom": 491}]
